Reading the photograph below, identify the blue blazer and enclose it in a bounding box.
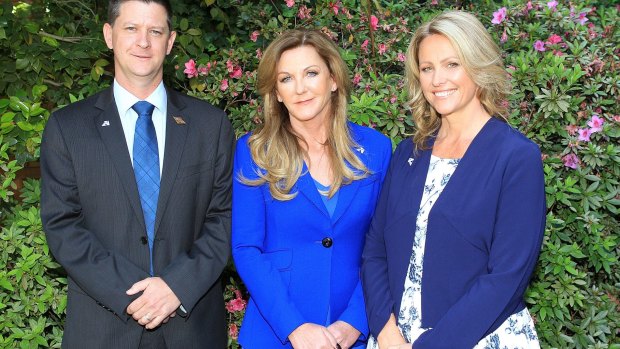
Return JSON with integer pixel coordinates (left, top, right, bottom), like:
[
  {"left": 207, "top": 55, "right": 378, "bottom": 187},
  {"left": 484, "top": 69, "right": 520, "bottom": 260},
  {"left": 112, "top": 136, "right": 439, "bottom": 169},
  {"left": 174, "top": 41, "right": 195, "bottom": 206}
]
[
  {"left": 362, "top": 118, "right": 546, "bottom": 349},
  {"left": 232, "top": 123, "right": 392, "bottom": 348}
]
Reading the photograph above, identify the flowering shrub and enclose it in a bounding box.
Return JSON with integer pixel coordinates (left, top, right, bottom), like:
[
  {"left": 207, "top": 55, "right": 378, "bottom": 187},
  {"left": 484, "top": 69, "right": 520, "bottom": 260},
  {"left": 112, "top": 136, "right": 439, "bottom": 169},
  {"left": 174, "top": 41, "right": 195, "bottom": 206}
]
[{"left": 1, "top": 1, "right": 618, "bottom": 348}]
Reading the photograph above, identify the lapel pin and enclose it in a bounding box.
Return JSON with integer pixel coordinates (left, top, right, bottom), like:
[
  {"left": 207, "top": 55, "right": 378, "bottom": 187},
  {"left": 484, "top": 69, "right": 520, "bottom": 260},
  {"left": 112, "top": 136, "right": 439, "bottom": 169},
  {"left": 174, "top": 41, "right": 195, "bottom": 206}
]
[
  {"left": 173, "top": 116, "right": 186, "bottom": 125},
  {"left": 356, "top": 146, "right": 365, "bottom": 154},
  {"left": 408, "top": 158, "right": 414, "bottom": 166},
  {"left": 101, "top": 120, "right": 110, "bottom": 127}
]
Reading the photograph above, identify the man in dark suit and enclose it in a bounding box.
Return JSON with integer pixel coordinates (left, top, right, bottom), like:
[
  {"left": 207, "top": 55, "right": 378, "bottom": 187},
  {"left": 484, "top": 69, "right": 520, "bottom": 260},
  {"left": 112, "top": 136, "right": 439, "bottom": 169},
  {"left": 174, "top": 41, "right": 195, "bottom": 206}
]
[{"left": 40, "top": 0, "right": 232, "bottom": 347}]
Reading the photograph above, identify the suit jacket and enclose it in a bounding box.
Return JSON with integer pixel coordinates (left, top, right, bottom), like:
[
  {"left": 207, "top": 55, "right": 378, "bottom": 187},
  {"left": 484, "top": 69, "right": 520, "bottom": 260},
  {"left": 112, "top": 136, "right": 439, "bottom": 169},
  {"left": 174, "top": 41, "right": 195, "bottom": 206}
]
[
  {"left": 362, "top": 118, "right": 546, "bottom": 349},
  {"left": 232, "top": 123, "right": 392, "bottom": 348},
  {"left": 40, "top": 86, "right": 233, "bottom": 348}
]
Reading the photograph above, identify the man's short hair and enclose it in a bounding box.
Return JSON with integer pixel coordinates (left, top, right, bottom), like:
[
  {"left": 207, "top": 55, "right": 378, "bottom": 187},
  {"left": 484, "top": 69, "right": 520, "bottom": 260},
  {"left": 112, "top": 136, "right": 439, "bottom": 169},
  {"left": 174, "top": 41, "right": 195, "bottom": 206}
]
[{"left": 108, "top": 0, "right": 173, "bottom": 31}]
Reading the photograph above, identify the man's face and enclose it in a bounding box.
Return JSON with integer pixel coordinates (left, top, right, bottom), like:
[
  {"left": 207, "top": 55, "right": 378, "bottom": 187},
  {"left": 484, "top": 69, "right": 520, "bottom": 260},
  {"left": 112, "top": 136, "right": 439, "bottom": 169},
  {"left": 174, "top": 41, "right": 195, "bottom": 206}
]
[{"left": 103, "top": 1, "right": 176, "bottom": 88}]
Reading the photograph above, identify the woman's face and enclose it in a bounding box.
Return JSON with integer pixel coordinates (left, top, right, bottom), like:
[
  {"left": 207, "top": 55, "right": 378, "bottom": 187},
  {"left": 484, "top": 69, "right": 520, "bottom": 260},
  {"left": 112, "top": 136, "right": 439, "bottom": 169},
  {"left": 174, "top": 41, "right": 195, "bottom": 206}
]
[
  {"left": 275, "top": 45, "right": 337, "bottom": 127},
  {"left": 417, "top": 34, "right": 480, "bottom": 119}
]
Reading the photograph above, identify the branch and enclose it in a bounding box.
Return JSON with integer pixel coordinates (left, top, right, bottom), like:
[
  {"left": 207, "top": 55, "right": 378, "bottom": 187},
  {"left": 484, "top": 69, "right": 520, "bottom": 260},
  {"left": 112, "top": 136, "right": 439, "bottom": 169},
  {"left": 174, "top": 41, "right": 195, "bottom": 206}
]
[{"left": 38, "top": 31, "right": 82, "bottom": 43}]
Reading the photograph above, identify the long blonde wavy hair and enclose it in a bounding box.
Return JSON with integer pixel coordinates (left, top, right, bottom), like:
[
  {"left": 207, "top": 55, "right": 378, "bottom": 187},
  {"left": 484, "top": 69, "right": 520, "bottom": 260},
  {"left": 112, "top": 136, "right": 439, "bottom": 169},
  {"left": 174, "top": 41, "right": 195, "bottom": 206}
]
[
  {"left": 244, "top": 29, "right": 368, "bottom": 200},
  {"left": 405, "top": 10, "right": 511, "bottom": 150}
]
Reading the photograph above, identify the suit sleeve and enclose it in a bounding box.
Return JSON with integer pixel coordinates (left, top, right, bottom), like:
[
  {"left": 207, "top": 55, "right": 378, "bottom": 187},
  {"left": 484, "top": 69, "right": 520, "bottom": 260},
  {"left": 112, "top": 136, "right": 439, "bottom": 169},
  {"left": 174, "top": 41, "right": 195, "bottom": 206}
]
[
  {"left": 40, "top": 114, "right": 149, "bottom": 320},
  {"left": 159, "top": 114, "right": 234, "bottom": 313},
  {"left": 338, "top": 135, "right": 392, "bottom": 341},
  {"left": 362, "top": 140, "right": 406, "bottom": 337},
  {"left": 231, "top": 137, "right": 306, "bottom": 343},
  {"left": 414, "top": 142, "right": 546, "bottom": 348}
]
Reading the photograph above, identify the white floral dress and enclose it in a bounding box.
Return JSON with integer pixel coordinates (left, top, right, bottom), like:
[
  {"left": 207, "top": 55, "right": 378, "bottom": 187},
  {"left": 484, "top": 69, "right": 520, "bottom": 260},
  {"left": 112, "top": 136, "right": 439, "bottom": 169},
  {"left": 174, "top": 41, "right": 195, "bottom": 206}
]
[{"left": 368, "top": 155, "right": 539, "bottom": 349}]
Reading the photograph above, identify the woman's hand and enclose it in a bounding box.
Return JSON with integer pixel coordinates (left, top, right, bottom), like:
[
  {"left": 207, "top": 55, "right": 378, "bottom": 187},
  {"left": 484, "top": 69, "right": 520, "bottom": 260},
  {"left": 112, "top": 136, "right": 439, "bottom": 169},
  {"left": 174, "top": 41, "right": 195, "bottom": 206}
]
[
  {"left": 387, "top": 344, "right": 412, "bottom": 349},
  {"left": 377, "top": 314, "right": 407, "bottom": 349},
  {"left": 327, "top": 320, "right": 361, "bottom": 349},
  {"left": 289, "top": 323, "right": 339, "bottom": 349}
]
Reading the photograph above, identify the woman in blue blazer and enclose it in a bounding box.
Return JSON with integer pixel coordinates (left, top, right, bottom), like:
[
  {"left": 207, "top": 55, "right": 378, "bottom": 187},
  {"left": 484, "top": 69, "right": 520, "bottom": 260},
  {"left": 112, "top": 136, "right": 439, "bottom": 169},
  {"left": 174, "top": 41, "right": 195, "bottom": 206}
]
[
  {"left": 233, "top": 29, "right": 391, "bottom": 349},
  {"left": 362, "top": 12, "right": 545, "bottom": 349}
]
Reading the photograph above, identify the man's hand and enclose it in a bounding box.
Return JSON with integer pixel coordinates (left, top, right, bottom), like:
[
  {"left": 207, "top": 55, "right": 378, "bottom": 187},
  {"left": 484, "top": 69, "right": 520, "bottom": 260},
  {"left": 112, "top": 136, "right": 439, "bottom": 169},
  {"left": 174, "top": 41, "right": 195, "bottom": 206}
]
[
  {"left": 326, "top": 320, "right": 361, "bottom": 349},
  {"left": 126, "top": 277, "right": 181, "bottom": 329}
]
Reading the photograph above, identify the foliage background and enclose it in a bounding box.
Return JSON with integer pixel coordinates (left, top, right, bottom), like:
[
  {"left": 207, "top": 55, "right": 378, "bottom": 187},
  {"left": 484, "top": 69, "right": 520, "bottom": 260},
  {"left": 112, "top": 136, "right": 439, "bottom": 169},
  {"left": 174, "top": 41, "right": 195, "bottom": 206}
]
[{"left": 1, "top": 0, "right": 618, "bottom": 348}]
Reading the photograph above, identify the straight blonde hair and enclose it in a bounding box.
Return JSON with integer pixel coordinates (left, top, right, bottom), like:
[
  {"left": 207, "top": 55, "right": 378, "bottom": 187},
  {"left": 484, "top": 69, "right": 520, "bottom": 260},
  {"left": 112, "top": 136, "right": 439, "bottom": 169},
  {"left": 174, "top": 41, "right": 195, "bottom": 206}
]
[
  {"left": 405, "top": 10, "right": 511, "bottom": 149},
  {"left": 244, "top": 29, "right": 368, "bottom": 200}
]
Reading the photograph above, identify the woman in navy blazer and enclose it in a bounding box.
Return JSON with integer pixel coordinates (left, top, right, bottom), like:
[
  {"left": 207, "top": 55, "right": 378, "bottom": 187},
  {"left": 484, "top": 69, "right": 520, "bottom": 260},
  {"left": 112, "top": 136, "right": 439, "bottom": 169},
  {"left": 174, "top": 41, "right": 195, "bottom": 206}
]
[
  {"left": 362, "top": 12, "right": 545, "bottom": 349},
  {"left": 233, "top": 29, "right": 391, "bottom": 349}
]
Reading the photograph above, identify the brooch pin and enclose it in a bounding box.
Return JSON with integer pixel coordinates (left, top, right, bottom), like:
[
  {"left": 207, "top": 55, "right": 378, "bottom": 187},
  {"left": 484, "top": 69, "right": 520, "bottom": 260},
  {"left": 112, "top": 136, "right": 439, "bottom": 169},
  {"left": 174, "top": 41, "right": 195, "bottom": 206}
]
[
  {"left": 408, "top": 158, "right": 414, "bottom": 166},
  {"left": 173, "top": 116, "right": 186, "bottom": 125},
  {"left": 356, "top": 146, "right": 365, "bottom": 154},
  {"left": 101, "top": 120, "right": 110, "bottom": 127}
]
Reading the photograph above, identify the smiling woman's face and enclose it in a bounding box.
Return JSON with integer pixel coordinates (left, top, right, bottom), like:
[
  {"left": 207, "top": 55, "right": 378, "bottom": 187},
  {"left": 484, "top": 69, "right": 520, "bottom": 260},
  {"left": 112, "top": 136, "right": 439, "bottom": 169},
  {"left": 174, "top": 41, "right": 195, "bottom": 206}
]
[{"left": 418, "top": 34, "right": 480, "bottom": 119}]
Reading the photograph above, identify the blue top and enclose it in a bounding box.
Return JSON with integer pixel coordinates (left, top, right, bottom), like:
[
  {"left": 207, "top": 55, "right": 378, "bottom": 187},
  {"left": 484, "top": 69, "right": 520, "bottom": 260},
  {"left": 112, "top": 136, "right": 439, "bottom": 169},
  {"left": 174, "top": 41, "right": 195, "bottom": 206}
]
[
  {"left": 313, "top": 179, "right": 339, "bottom": 217},
  {"left": 233, "top": 122, "right": 392, "bottom": 348},
  {"left": 362, "top": 118, "right": 546, "bottom": 349}
]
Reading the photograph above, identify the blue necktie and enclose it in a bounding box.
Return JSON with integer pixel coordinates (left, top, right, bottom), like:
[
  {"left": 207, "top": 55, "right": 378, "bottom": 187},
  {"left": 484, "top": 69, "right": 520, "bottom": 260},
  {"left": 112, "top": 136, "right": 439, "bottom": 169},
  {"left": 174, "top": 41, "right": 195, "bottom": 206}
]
[{"left": 132, "top": 101, "right": 159, "bottom": 275}]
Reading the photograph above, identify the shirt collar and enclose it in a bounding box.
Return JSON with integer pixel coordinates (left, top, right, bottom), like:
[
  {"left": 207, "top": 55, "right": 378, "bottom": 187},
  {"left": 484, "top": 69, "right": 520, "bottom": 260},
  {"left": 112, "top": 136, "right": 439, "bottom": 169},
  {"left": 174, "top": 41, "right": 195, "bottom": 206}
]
[{"left": 113, "top": 80, "right": 167, "bottom": 115}]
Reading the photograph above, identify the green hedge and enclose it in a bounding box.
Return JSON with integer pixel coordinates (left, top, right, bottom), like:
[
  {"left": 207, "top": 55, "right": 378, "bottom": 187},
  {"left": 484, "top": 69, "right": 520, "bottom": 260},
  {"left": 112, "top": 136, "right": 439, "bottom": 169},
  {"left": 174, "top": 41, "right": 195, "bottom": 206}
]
[{"left": 1, "top": 1, "right": 618, "bottom": 348}]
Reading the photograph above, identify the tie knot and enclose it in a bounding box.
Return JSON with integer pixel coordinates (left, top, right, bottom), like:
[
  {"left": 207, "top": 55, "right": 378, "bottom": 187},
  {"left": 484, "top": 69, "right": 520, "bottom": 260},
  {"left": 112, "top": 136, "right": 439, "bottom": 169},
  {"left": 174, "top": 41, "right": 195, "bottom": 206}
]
[{"left": 132, "top": 101, "right": 155, "bottom": 118}]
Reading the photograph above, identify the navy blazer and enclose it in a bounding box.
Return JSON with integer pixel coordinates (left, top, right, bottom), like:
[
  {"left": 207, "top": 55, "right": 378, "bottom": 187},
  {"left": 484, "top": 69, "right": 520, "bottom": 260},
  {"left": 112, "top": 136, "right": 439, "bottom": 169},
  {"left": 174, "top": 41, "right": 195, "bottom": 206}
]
[
  {"left": 362, "top": 118, "right": 546, "bottom": 349},
  {"left": 232, "top": 122, "right": 392, "bottom": 348}
]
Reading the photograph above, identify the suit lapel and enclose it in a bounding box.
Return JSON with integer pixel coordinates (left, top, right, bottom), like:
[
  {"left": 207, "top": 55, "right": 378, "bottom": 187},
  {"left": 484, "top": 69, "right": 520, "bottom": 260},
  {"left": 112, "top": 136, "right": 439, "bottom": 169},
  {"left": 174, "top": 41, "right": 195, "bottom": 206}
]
[
  {"left": 296, "top": 163, "right": 330, "bottom": 218},
  {"left": 154, "top": 89, "right": 188, "bottom": 233},
  {"left": 331, "top": 129, "right": 366, "bottom": 223},
  {"left": 94, "top": 88, "right": 146, "bottom": 229}
]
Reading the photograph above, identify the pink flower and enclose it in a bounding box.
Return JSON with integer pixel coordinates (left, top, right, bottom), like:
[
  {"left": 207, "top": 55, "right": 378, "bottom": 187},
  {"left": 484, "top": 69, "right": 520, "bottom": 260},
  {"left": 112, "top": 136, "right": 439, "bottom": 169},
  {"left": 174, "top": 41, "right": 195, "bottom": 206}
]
[
  {"left": 500, "top": 29, "right": 508, "bottom": 43},
  {"left": 577, "top": 128, "right": 592, "bottom": 141},
  {"left": 329, "top": 1, "right": 340, "bottom": 15},
  {"left": 220, "top": 79, "right": 229, "bottom": 91},
  {"left": 226, "top": 59, "right": 234, "bottom": 72},
  {"left": 547, "top": 1, "right": 558, "bottom": 10},
  {"left": 297, "top": 5, "right": 311, "bottom": 19},
  {"left": 431, "top": 0, "right": 438, "bottom": 5},
  {"left": 390, "top": 95, "right": 397, "bottom": 104},
  {"left": 370, "top": 15, "right": 379, "bottom": 31},
  {"left": 256, "top": 48, "right": 263, "bottom": 59},
  {"left": 491, "top": 7, "right": 507, "bottom": 25},
  {"left": 378, "top": 43, "right": 387, "bottom": 55},
  {"left": 352, "top": 73, "right": 362, "bottom": 86},
  {"left": 613, "top": 115, "right": 620, "bottom": 122},
  {"left": 526, "top": 1, "right": 534, "bottom": 11},
  {"left": 230, "top": 66, "right": 242, "bottom": 79},
  {"left": 565, "top": 124, "right": 578, "bottom": 135},
  {"left": 183, "top": 59, "right": 198, "bottom": 78},
  {"left": 546, "top": 34, "right": 562, "bottom": 45},
  {"left": 361, "top": 39, "right": 369, "bottom": 53},
  {"left": 562, "top": 153, "right": 580, "bottom": 169},
  {"left": 226, "top": 297, "right": 247, "bottom": 312},
  {"left": 397, "top": 52, "right": 406, "bottom": 62},
  {"left": 578, "top": 12, "right": 588, "bottom": 25},
  {"left": 587, "top": 114, "right": 604, "bottom": 132},
  {"left": 285, "top": 0, "right": 295, "bottom": 7},
  {"left": 534, "top": 40, "right": 546, "bottom": 52},
  {"left": 250, "top": 30, "right": 260, "bottom": 42},
  {"left": 228, "top": 323, "right": 239, "bottom": 340}
]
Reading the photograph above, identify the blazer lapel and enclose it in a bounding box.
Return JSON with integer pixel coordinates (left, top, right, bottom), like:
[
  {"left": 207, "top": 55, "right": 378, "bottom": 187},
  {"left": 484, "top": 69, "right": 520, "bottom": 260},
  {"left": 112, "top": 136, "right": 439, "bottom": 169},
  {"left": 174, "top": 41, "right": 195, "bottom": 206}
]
[
  {"left": 154, "top": 89, "right": 188, "bottom": 233},
  {"left": 330, "top": 173, "right": 361, "bottom": 224},
  {"left": 296, "top": 163, "right": 330, "bottom": 218},
  {"left": 94, "top": 89, "right": 146, "bottom": 229}
]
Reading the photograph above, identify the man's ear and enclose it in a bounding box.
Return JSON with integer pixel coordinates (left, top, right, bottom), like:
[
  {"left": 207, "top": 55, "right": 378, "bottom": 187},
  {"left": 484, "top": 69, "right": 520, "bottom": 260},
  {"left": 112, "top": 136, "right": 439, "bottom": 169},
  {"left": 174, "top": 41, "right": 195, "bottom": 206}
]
[{"left": 103, "top": 23, "right": 114, "bottom": 50}]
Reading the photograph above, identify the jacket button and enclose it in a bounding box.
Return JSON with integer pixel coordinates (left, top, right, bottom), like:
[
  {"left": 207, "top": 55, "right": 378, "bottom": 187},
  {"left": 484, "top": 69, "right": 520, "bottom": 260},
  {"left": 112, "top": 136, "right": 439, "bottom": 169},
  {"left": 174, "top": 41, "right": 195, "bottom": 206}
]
[
  {"left": 140, "top": 236, "right": 148, "bottom": 245},
  {"left": 321, "top": 237, "right": 333, "bottom": 248}
]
